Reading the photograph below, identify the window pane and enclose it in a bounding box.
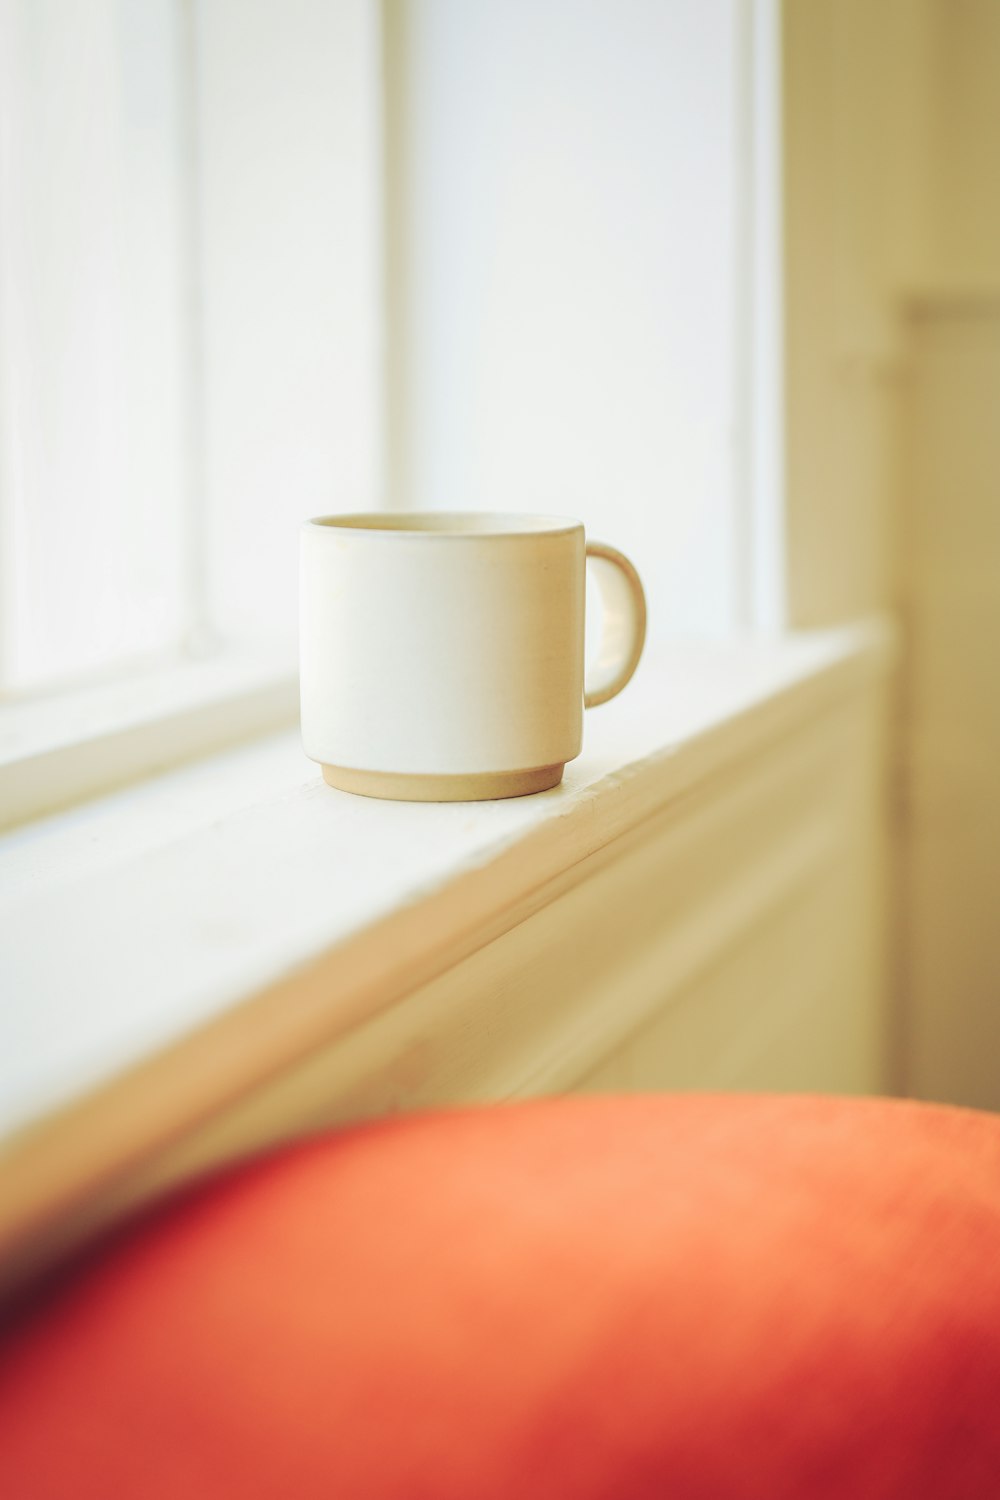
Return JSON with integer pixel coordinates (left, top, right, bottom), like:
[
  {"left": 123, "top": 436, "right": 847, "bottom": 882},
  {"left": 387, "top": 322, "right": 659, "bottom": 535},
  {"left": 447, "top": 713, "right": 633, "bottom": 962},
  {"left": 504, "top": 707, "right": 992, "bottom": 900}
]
[
  {"left": 0, "top": 0, "right": 750, "bottom": 729},
  {"left": 386, "top": 0, "right": 742, "bottom": 636},
  {"left": 196, "top": 0, "right": 383, "bottom": 651},
  {"left": 0, "top": 0, "right": 191, "bottom": 689}
]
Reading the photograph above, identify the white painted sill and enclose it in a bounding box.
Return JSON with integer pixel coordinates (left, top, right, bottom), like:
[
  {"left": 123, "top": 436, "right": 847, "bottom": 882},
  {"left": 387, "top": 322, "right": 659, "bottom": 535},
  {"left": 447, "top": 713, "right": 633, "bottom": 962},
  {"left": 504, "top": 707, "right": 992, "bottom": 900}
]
[
  {"left": 0, "top": 645, "right": 299, "bottom": 833},
  {"left": 0, "top": 623, "right": 893, "bottom": 1255}
]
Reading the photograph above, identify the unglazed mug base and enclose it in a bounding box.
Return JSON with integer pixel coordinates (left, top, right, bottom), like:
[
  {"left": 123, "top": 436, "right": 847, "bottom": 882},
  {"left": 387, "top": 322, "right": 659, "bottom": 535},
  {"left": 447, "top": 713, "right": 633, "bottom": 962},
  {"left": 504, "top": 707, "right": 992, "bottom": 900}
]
[{"left": 321, "top": 763, "right": 565, "bottom": 803}]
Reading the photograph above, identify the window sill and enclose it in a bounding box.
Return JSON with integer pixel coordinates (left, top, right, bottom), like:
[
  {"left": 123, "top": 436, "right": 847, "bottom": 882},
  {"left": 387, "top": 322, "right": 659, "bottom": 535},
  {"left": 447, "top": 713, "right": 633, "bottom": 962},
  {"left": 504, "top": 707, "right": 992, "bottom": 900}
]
[
  {"left": 0, "top": 645, "right": 299, "bottom": 833},
  {"left": 0, "top": 621, "right": 894, "bottom": 1278}
]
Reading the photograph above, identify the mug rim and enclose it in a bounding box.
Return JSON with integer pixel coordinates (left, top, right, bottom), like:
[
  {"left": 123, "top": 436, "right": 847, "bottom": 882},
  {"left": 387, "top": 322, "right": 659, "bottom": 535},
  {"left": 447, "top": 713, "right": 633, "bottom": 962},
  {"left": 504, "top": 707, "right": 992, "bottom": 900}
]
[{"left": 303, "top": 510, "right": 583, "bottom": 540}]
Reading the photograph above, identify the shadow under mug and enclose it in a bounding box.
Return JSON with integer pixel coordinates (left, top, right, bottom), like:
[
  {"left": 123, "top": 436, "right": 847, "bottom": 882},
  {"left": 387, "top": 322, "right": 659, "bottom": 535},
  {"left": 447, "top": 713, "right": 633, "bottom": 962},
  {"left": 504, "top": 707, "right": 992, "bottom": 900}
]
[{"left": 300, "top": 512, "right": 646, "bottom": 802}]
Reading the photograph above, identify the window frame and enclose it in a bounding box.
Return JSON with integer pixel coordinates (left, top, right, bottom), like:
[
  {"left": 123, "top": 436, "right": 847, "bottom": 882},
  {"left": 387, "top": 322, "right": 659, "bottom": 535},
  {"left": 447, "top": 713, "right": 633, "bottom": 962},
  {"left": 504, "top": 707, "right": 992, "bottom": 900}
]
[
  {"left": 0, "top": 644, "right": 297, "bottom": 831},
  {"left": 0, "top": 0, "right": 783, "bottom": 832}
]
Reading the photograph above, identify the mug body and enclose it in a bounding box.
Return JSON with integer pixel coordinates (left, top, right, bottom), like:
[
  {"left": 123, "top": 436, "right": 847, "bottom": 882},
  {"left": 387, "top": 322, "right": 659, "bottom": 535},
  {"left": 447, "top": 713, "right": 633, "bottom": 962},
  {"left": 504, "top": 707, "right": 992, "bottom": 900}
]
[{"left": 300, "top": 512, "right": 585, "bottom": 799}]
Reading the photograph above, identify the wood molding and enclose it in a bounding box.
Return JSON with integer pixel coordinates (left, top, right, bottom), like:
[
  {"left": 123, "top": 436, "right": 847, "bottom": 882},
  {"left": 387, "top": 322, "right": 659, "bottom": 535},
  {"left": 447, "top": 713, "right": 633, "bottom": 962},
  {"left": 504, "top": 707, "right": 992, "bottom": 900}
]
[{"left": 0, "top": 642, "right": 892, "bottom": 1295}]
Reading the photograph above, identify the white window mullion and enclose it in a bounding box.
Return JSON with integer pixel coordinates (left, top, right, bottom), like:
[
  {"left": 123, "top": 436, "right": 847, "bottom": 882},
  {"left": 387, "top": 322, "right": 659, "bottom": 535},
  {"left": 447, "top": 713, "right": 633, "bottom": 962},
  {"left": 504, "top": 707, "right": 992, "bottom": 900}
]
[
  {"left": 176, "top": 0, "right": 213, "bottom": 659},
  {"left": 0, "top": 0, "right": 22, "bottom": 691}
]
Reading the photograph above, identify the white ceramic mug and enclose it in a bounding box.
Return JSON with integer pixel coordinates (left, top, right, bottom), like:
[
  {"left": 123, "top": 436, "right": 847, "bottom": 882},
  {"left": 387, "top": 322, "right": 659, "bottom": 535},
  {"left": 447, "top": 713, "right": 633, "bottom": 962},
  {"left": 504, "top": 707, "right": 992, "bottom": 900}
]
[{"left": 300, "top": 512, "right": 646, "bottom": 801}]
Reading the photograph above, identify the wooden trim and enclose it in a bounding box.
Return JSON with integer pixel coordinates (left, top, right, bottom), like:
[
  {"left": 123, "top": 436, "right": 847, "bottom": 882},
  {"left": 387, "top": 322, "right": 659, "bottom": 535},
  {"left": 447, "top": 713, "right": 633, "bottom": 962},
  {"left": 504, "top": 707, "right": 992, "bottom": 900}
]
[
  {"left": 0, "top": 622, "right": 895, "bottom": 1294},
  {"left": 9, "top": 732, "right": 843, "bottom": 1291},
  {"left": 0, "top": 650, "right": 297, "bottom": 832}
]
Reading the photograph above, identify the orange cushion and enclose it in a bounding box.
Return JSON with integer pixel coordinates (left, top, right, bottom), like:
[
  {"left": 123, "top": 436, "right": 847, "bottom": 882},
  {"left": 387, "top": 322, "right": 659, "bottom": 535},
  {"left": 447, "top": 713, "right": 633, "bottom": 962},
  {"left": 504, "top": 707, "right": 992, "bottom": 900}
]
[{"left": 3, "top": 1093, "right": 1000, "bottom": 1498}]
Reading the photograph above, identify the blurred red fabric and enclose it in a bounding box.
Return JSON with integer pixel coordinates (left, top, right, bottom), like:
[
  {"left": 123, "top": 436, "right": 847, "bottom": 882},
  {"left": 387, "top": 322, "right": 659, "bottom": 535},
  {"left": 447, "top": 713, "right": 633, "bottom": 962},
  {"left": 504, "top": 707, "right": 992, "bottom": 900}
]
[{"left": 2, "top": 1093, "right": 1000, "bottom": 1499}]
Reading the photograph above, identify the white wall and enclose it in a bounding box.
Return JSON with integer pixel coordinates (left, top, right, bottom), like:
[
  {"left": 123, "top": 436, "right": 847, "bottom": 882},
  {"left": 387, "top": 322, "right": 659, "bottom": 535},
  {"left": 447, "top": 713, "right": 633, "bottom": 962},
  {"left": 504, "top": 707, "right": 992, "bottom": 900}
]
[{"left": 386, "top": 0, "right": 744, "bottom": 638}]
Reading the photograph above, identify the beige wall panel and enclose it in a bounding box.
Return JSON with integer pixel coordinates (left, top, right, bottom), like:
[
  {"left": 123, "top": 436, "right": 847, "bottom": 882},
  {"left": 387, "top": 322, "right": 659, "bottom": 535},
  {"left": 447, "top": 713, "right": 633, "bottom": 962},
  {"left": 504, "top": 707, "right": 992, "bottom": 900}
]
[
  {"left": 783, "top": 0, "right": 934, "bottom": 627},
  {"left": 583, "top": 690, "right": 891, "bottom": 1099},
  {"left": 782, "top": 0, "right": 1000, "bottom": 1108},
  {"left": 902, "top": 307, "right": 1000, "bottom": 1108},
  {"left": 930, "top": 0, "right": 1000, "bottom": 288}
]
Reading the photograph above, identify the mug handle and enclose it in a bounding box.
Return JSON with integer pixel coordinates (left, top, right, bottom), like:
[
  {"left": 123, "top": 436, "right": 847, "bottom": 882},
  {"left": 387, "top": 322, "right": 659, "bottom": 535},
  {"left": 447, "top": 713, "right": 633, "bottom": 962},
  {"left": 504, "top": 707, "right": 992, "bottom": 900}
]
[{"left": 584, "top": 542, "right": 648, "bottom": 708}]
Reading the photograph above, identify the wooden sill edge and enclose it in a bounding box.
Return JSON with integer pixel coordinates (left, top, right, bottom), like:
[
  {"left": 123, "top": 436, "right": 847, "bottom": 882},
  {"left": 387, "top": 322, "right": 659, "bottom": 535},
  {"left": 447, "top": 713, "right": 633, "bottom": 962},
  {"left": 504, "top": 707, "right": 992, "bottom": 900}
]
[{"left": 0, "top": 618, "right": 897, "bottom": 1278}]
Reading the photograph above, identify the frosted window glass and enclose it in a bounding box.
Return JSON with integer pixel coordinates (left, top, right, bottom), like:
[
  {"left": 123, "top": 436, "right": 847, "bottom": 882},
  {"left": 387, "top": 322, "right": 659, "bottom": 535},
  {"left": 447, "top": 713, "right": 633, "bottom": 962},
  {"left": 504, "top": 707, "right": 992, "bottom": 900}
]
[{"left": 389, "top": 0, "right": 742, "bottom": 637}]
